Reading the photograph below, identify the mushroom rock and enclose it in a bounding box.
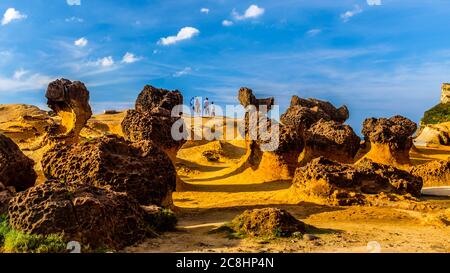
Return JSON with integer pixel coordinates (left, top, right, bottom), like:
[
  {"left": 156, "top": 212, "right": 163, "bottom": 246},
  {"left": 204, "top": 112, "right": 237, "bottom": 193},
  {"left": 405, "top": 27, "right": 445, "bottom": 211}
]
[
  {"left": 290, "top": 157, "right": 423, "bottom": 206},
  {"left": 238, "top": 87, "right": 274, "bottom": 111},
  {"left": 282, "top": 96, "right": 349, "bottom": 129},
  {"left": 238, "top": 89, "right": 302, "bottom": 179},
  {"left": 135, "top": 85, "right": 183, "bottom": 113},
  {"left": 42, "top": 135, "right": 176, "bottom": 207},
  {"left": 122, "top": 85, "right": 186, "bottom": 162},
  {"left": 45, "top": 79, "right": 92, "bottom": 142},
  {"left": 8, "top": 180, "right": 148, "bottom": 250},
  {"left": 411, "top": 160, "right": 450, "bottom": 187},
  {"left": 299, "top": 119, "right": 360, "bottom": 165},
  {"left": 360, "top": 115, "right": 417, "bottom": 169},
  {"left": 0, "top": 133, "right": 37, "bottom": 191}
]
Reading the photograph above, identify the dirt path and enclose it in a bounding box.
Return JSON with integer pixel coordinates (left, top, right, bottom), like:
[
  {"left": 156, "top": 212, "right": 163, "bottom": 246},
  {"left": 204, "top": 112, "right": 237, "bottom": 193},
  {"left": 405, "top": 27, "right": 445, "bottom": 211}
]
[{"left": 125, "top": 141, "right": 450, "bottom": 253}]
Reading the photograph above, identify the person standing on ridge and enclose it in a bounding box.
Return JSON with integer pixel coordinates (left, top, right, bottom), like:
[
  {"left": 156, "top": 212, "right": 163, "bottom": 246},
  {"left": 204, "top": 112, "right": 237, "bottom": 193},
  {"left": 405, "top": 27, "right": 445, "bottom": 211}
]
[
  {"left": 195, "top": 97, "right": 201, "bottom": 116},
  {"left": 190, "top": 97, "right": 195, "bottom": 113},
  {"left": 211, "top": 102, "right": 216, "bottom": 117},
  {"left": 204, "top": 97, "right": 210, "bottom": 116}
]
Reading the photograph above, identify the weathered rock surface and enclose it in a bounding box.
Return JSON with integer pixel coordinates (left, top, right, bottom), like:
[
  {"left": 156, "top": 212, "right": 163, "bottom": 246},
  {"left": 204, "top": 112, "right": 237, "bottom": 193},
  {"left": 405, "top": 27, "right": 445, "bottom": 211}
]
[
  {"left": 441, "top": 83, "right": 450, "bottom": 104},
  {"left": 135, "top": 85, "right": 183, "bottom": 113},
  {"left": 238, "top": 90, "right": 303, "bottom": 179},
  {"left": 415, "top": 122, "right": 450, "bottom": 146},
  {"left": 291, "top": 157, "right": 423, "bottom": 206},
  {"left": 42, "top": 135, "right": 176, "bottom": 206},
  {"left": 360, "top": 115, "right": 417, "bottom": 168},
  {"left": 0, "top": 182, "right": 15, "bottom": 215},
  {"left": 8, "top": 180, "right": 148, "bottom": 250},
  {"left": 411, "top": 160, "right": 450, "bottom": 187},
  {"left": 45, "top": 79, "right": 92, "bottom": 140},
  {"left": 238, "top": 87, "right": 274, "bottom": 111},
  {"left": 230, "top": 208, "right": 307, "bottom": 237},
  {"left": 0, "top": 133, "right": 36, "bottom": 191},
  {"left": 299, "top": 120, "right": 360, "bottom": 165},
  {"left": 282, "top": 96, "right": 349, "bottom": 129},
  {"left": 122, "top": 85, "right": 186, "bottom": 161}
]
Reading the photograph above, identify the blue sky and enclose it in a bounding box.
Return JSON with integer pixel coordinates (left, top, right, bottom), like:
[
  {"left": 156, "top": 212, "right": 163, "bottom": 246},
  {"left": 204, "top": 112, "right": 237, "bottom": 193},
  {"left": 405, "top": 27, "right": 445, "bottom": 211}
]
[{"left": 1, "top": 0, "right": 450, "bottom": 133}]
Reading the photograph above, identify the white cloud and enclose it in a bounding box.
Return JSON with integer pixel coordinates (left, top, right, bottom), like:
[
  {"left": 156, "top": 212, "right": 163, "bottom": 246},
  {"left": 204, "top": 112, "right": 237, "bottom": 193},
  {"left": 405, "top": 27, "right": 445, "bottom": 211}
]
[
  {"left": 96, "top": 56, "right": 114, "bottom": 67},
  {"left": 200, "top": 8, "right": 209, "bottom": 14},
  {"left": 158, "top": 27, "right": 200, "bottom": 46},
  {"left": 341, "top": 5, "right": 363, "bottom": 22},
  {"left": 65, "top": 16, "right": 84, "bottom": 23},
  {"left": 13, "top": 68, "right": 28, "bottom": 80},
  {"left": 307, "top": 28, "right": 322, "bottom": 36},
  {"left": 0, "top": 72, "right": 52, "bottom": 93},
  {"left": 67, "top": 0, "right": 81, "bottom": 6},
  {"left": 222, "top": 20, "right": 234, "bottom": 27},
  {"left": 232, "top": 4, "right": 265, "bottom": 20},
  {"left": 1, "top": 8, "right": 27, "bottom": 26},
  {"left": 74, "top": 37, "right": 88, "bottom": 47},
  {"left": 367, "top": 0, "right": 382, "bottom": 6},
  {"left": 173, "top": 67, "right": 192, "bottom": 77},
  {"left": 121, "top": 52, "right": 141, "bottom": 64}
]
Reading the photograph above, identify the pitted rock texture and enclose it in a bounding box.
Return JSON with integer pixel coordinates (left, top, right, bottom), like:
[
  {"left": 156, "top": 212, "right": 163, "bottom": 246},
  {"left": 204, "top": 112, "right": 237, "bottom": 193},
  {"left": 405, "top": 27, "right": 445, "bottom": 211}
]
[
  {"left": 292, "top": 157, "right": 423, "bottom": 206},
  {"left": 0, "top": 182, "right": 15, "bottom": 215},
  {"left": 411, "top": 160, "right": 450, "bottom": 187},
  {"left": 231, "top": 208, "right": 307, "bottom": 237},
  {"left": 42, "top": 135, "right": 176, "bottom": 206},
  {"left": 0, "top": 133, "right": 36, "bottom": 191},
  {"left": 281, "top": 96, "right": 349, "bottom": 129},
  {"left": 135, "top": 85, "right": 183, "bottom": 113},
  {"left": 361, "top": 115, "right": 417, "bottom": 167},
  {"left": 122, "top": 85, "right": 186, "bottom": 159},
  {"left": 45, "top": 78, "right": 92, "bottom": 139},
  {"left": 299, "top": 120, "right": 360, "bottom": 165},
  {"left": 8, "top": 181, "right": 148, "bottom": 250}
]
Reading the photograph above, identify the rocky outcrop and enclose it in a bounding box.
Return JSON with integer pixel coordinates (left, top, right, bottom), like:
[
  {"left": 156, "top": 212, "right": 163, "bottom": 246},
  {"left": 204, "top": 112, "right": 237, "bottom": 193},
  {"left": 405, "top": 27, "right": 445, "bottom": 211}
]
[
  {"left": 238, "top": 87, "right": 274, "bottom": 111},
  {"left": 230, "top": 208, "right": 307, "bottom": 237},
  {"left": 415, "top": 122, "right": 450, "bottom": 146},
  {"left": 281, "top": 96, "right": 349, "bottom": 129},
  {"left": 441, "top": 83, "right": 450, "bottom": 104},
  {"left": 299, "top": 120, "right": 360, "bottom": 165},
  {"left": 42, "top": 135, "right": 176, "bottom": 207},
  {"left": 0, "top": 133, "right": 36, "bottom": 191},
  {"left": 360, "top": 115, "right": 417, "bottom": 168},
  {"left": 45, "top": 79, "right": 92, "bottom": 141},
  {"left": 291, "top": 157, "right": 423, "bottom": 206},
  {"left": 122, "top": 85, "right": 186, "bottom": 162},
  {"left": 411, "top": 160, "right": 450, "bottom": 187},
  {"left": 8, "top": 181, "right": 148, "bottom": 250},
  {"left": 238, "top": 89, "right": 303, "bottom": 179}
]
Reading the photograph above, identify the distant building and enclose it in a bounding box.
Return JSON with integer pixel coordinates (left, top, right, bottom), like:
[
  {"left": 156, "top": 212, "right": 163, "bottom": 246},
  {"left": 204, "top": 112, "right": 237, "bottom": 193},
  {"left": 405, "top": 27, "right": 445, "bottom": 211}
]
[{"left": 441, "top": 83, "right": 450, "bottom": 104}]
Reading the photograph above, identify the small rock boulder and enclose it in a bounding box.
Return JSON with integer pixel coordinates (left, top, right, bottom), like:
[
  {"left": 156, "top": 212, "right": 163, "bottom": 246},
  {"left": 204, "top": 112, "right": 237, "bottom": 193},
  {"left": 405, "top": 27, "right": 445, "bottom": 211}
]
[
  {"left": 281, "top": 96, "right": 349, "bottom": 129},
  {"left": 360, "top": 115, "right": 417, "bottom": 168},
  {"left": 299, "top": 119, "right": 360, "bottom": 165},
  {"left": 230, "top": 208, "right": 307, "bottom": 237},
  {"left": 8, "top": 181, "right": 148, "bottom": 250},
  {"left": 135, "top": 85, "right": 183, "bottom": 113},
  {"left": 42, "top": 135, "right": 176, "bottom": 206},
  {"left": 0, "top": 133, "right": 36, "bottom": 191}
]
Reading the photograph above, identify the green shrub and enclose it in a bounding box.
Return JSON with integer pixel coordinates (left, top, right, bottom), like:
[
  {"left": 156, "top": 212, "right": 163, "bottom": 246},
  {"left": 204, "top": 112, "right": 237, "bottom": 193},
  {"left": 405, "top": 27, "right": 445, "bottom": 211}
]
[
  {"left": 0, "top": 216, "right": 67, "bottom": 253},
  {"left": 149, "top": 209, "right": 178, "bottom": 231},
  {"left": 421, "top": 103, "right": 450, "bottom": 125}
]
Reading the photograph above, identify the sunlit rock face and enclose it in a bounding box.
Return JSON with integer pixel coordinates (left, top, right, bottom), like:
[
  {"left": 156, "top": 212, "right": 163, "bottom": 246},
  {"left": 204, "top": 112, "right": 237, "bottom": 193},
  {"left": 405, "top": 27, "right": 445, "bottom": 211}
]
[
  {"left": 360, "top": 115, "right": 417, "bottom": 169},
  {"left": 441, "top": 83, "right": 450, "bottom": 104},
  {"left": 45, "top": 79, "right": 92, "bottom": 141}
]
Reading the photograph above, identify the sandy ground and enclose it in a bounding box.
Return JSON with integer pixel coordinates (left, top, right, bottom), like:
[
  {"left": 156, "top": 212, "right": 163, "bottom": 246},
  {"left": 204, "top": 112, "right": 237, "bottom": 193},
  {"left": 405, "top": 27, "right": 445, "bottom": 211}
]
[{"left": 125, "top": 138, "right": 450, "bottom": 253}]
